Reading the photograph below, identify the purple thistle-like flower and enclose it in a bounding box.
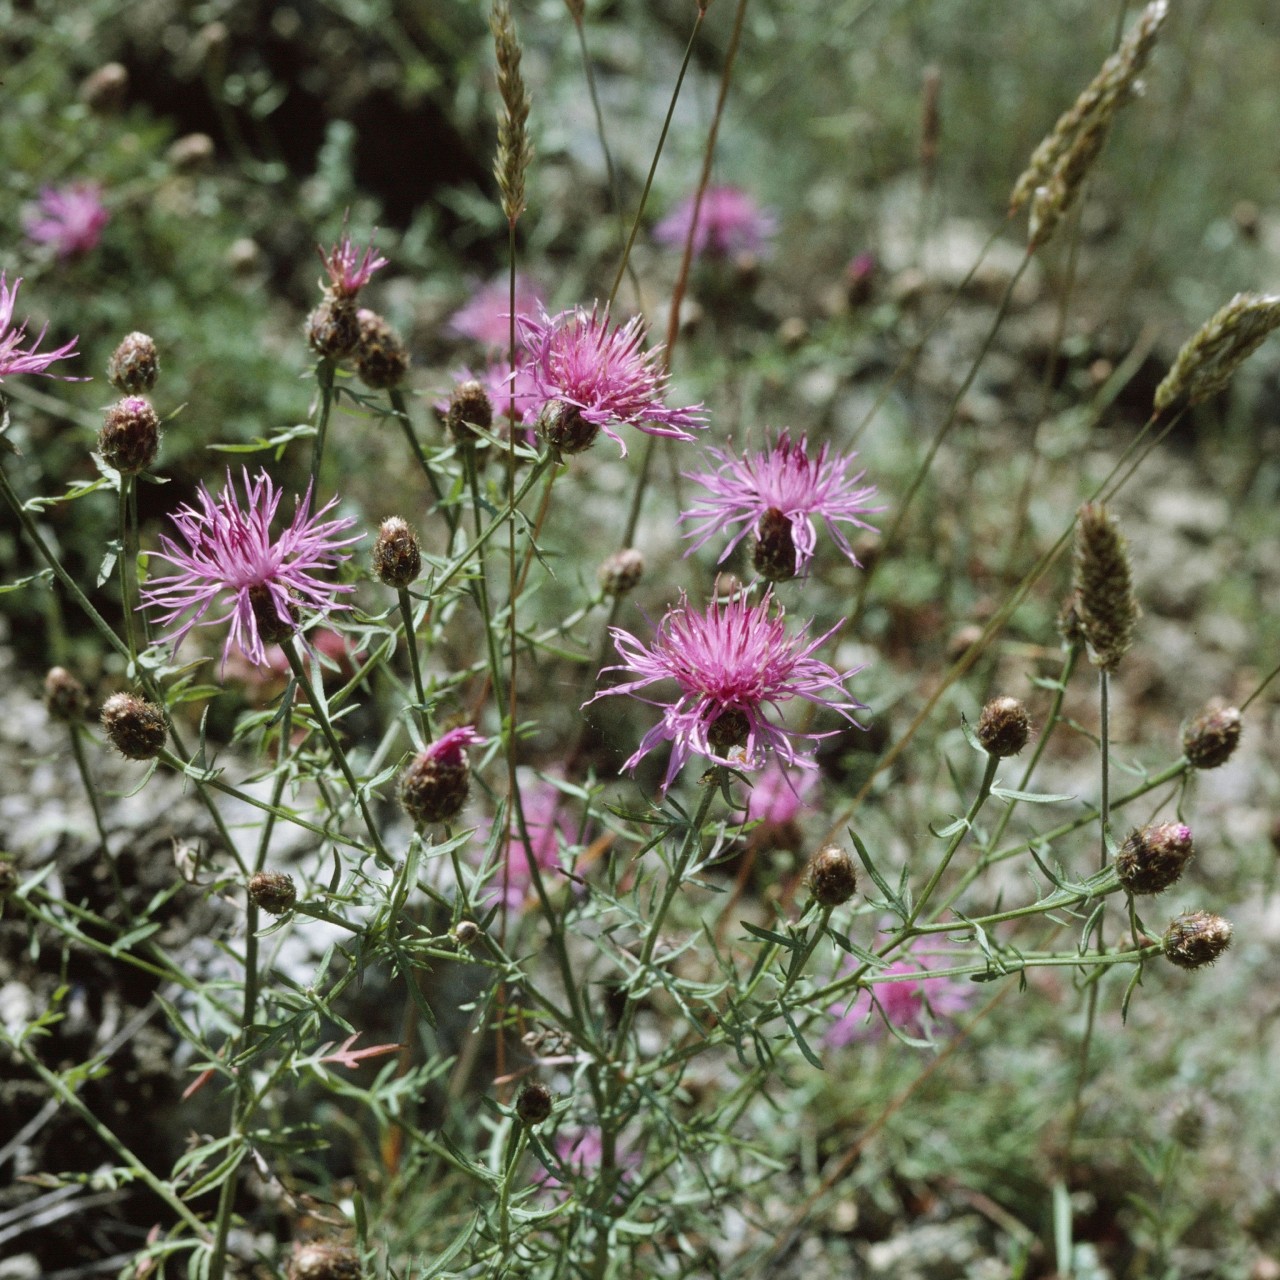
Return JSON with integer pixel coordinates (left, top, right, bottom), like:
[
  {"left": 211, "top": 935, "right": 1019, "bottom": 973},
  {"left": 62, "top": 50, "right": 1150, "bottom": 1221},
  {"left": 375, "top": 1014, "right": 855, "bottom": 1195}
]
[
  {"left": 653, "top": 184, "right": 776, "bottom": 259},
  {"left": 587, "top": 592, "right": 864, "bottom": 792},
  {"left": 140, "top": 467, "right": 360, "bottom": 671},
  {"left": 24, "top": 182, "right": 110, "bottom": 259},
  {"left": 518, "top": 305, "right": 706, "bottom": 456},
  {"left": 825, "top": 943, "right": 974, "bottom": 1048},
  {"left": 0, "top": 273, "right": 81, "bottom": 381},
  {"left": 317, "top": 227, "right": 387, "bottom": 299},
  {"left": 448, "top": 273, "right": 545, "bottom": 349},
  {"left": 681, "top": 430, "right": 882, "bottom": 580}
]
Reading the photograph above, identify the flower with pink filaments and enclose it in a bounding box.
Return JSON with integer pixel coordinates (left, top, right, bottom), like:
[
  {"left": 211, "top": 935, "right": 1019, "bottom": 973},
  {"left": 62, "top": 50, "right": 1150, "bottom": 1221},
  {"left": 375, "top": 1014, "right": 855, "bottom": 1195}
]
[
  {"left": 518, "top": 306, "right": 706, "bottom": 455},
  {"left": 24, "top": 182, "right": 110, "bottom": 259},
  {"left": 317, "top": 229, "right": 388, "bottom": 299},
  {"left": 654, "top": 185, "right": 776, "bottom": 259},
  {"left": 141, "top": 468, "right": 360, "bottom": 671},
  {"left": 681, "top": 431, "right": 881, "bottom": 579},
  {"left": 0, "top": 273, "right": 81, "bottom": 381},
  {"left": 587, "top": 592, "right": 864, "bottom": 792}
]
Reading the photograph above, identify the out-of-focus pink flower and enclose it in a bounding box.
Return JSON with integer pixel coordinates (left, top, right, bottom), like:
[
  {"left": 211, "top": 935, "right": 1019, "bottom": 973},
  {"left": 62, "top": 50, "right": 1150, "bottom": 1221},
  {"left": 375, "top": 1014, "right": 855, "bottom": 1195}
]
[
  {"left": 0, "top": 273, "right": 81, "bottom": 381},
  {"left": 681, "top": 431, "right": 882, "bottom": 581},
  {"left": 141, "top": 468, "right": 360, "bottom": 672},
  {"left": 745, "top": 758, "right": 817, "bottom": 829},
  {"left": 480, "top": 776, "right": 584, "bottom": 912},
  {"left": 317, "top": 226, "right": 387, "bottom": 299},
  {"left": 653, "top": 185, "right": 776, "bottom": 259},
  {"left": 538, "top": 1128, "right": 639, "bottom": 1199},
  {"left": 23, "top": 182, "right": 110, "bottom": 258},
  {"left": 587, "top": 591, "right": 864, "bottom": 793},
  {"left": 448, "top": 273, "right": 544, "bottom": 349},
  {"left": 825, "top": 941, "right": 974, "bottom": 1048},
  {"left": 518, "top": 305, "right": 706, "bottom": 456}
]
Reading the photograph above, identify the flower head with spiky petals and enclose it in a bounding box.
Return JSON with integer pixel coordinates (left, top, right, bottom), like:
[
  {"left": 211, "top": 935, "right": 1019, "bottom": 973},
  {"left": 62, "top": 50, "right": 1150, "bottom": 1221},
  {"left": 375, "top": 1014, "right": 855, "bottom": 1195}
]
[
  {"left": 141, "top": 468, "right": 360, "bottom": 672},
  {"left": 518, "top": 305, "right": 706, "bottom": 456},
  {"left": 587, "top": 592, "right": 864, "bottom": 792},
  {"left": 0, "top": 273, "right": 81, "bottom": 381},
  {"left": 654, "top": 184, "right": 776, "bottom": 259},
  {"left": 316, "top": 227, "right": 388, "bottom": 300},
  {"left": 24, "top": 182, "right": 110, "bottom": 259},
  {"left": 681, "top": 430, "right": 882, "bottom": 581}
]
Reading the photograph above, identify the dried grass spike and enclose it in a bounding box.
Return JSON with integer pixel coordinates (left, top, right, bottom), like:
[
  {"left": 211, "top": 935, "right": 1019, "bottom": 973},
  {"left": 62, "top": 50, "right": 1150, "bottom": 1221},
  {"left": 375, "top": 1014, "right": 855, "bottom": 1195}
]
[
  {"left": 1072, "top": 502, "right": 1139, "bottom": 673},
  {"left": 1010, "top": 0, "right": 1168, "bottom": 216},
  {"left": 1154, "top": 292, "right": 1280, "bottom": 412},
  {"left": 491, "top": 0, "right": 533, "bottom": 226}
]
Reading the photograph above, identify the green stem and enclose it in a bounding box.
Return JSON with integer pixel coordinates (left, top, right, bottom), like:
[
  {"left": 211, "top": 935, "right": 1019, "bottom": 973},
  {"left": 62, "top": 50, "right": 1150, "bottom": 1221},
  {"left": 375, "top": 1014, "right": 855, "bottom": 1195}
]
[
  {"left": 117, "top": 475, "right": 140, "bottom": 668},
  {"left": 390, "top": 387, "right": 457, "bottom": 539},
  {"left": 397, "top": 587, "right": 431, "bottom": 740},
  {"left": 13, "top": 1039, "right": 207, "bottom": 1237},
  {"left": 308, "top": 358, "right": 337, "bottom": 494},
  {"left": 281, "top": 640, "right": 393, "bottom": 868}
]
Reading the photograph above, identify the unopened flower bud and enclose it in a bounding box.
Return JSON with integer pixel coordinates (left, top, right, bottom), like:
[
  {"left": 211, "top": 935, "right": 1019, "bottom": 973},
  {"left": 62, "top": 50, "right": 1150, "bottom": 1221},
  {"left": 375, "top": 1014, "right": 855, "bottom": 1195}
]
[
  {"left": 1115, "top": 822, "right": 1194, "bottom": 895},
  {"left": 355, "top": 308, "right": 409, "bottom": 389},
  {"left": 248, "top": 870, "right": 297, "bottom": 916},
  {"left": 0, "top": 859, "right": 18, "bottom": 897},
  {"left": 808, "top": 844, "right": 858, "bottom": 907},
  {"left": 372, "top": 516, "right": 421, "bottom": 588},
  {"left": 453, "top": 919, "right": 480, "bottom": 947},
  {"left": 1162, "top": 910, "right": 1233, "bottom": 970},
  {"left": 597, "top": 548, "right": 645, "bottom": 596},
  {"left": 1181, "top": 700, "right": 1242, "bottom": 770},
  {"left": 101, "top": 693, "right": 167, "bottom": 760},
  {"left": 447, "top": 379, "right": 494, "bottom": 441},
  {"left": 307, "top": 295, "right": 360, "bottom": 360},
  {"left": 976, "top": 696, "right": 1031, "bottom": 758},
  {"left": 45, "top": 667, "right": 88, "bottom": 722},
  {"left": 752, "top": 507, "right": 798, "bottom": 581},
  {"left": 98, "top": 397, "right": 160, "bottom": 474},
  {"left": 288, "top": 1240, "right": 362, "bottom": 1280},
  {"left": 399, "top": 727, "right": 483, "bottom": 826},
  {"left": 107, "top": 332, "right": 159, "bottom": 394},
  {"left": 536, "top": 399, "right": 597, "bottom": 454},
  {"left": 515, "top": 1081, "right": 554, "bottom": 1126}
]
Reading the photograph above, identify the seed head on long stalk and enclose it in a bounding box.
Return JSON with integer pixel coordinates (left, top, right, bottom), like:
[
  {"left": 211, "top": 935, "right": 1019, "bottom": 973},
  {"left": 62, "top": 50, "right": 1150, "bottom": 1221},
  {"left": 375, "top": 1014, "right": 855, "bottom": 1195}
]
[
  {"left": 1010, "top": 0, "right": 1168, "bottom": 247},
  {"left": 1154, "top": 292, "right": 1280, "bottom": 412},
  {"left": 491, "top": 0, "right": 533, "bottom": 227},
  {"left": 1071, "top": 502, "right": 1139, "bottom": 673}
]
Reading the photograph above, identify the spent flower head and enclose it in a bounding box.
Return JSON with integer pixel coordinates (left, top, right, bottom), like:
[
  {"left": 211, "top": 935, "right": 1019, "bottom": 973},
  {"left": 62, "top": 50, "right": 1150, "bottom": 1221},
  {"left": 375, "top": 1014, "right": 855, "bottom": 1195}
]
[
  {"left": 24, "top": 182, "right": 110, "bottom": 258},
  {"left": 0, "top": 273, "right": 81, "bottom": 381},
  {"left": 681, "top": 430, "right": 881, "bottom": 580},
  {"left": 518, "top": 305, "right": 706, "bottom": 456},
  {"left": 654, "top": 184, "right": 776, "bottom": 259},
  {"left": 587, "top": 591, "right": 864, "bottom": 792},
  {"left": 141, "top": 467, "right": 360, "bottom": 671}
]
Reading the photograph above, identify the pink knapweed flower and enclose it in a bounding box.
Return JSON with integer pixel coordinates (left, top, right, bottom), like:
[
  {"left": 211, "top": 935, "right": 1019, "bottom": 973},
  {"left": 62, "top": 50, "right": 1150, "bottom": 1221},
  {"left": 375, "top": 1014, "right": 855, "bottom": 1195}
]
[
  {"left": 141, "top": 468, "right": 360, "bottom": 671},
  {"left": 0, "top": 273, "right": 81, "bottom": 380},
  {"left": 825, "top": 943, "right": 974, "bottom": 1048},
  {"left": 538, "top": 1128, "right": 639, "bottom": 1199},
  {"left": 681, "top": 431, "right": 882, "bottom": 581},
  {"left": 653, "top": 185, "right": 776, "bottom": 259},
  {"left": 317, "top": 226, "right": 387, "bottom": 299},
  {"left": 518, "top": 305, "right": 706, "bottom": 455},
  {"left": 448, "top": 273, "right": 544, "bottom": 349},
  {"left": 23, "top": 182, "right": 110, "bottom": 259},
  {"left": 587, "top": 592, "right": 864, "bottom": 792}
]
